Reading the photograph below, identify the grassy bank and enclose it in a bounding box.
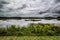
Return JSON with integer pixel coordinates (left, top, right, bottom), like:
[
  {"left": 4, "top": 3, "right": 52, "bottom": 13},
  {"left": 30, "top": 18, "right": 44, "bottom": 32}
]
[
  {"left": 0, "top": 24, "right": 60, "bottom": 36},
  {"left": 0, "top": 36, "right": 60, "bottom": 40}
]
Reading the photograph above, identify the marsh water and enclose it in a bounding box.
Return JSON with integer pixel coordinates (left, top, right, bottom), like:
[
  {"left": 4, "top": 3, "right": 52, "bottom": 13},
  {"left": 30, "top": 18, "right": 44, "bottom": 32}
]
[{"left": 0, "top": 19, "right": 60, "bottom": 27}]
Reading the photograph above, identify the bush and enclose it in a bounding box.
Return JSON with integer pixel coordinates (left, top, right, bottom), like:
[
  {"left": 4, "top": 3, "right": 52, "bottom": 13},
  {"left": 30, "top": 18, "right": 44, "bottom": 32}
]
[{"left": 0, "top": 24, "right": 60, "bottom": 36}]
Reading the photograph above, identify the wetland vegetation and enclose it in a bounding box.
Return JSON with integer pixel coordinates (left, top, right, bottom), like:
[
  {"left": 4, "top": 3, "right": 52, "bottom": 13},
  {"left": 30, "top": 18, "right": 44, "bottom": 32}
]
[{"left": 0, "top": 24, "right": 60, "bottom": 36}]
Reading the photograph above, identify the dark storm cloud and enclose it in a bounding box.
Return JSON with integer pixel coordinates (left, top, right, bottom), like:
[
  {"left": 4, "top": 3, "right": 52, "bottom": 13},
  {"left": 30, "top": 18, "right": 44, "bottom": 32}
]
[{"left": 0, "top": 0, "right": 60, "bottom": 17}]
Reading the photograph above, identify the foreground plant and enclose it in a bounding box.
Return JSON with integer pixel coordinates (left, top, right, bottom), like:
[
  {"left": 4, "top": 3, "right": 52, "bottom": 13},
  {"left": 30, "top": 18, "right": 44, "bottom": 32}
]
[{"left": 0, "top": 24, "right": 60, "bottom": 36}]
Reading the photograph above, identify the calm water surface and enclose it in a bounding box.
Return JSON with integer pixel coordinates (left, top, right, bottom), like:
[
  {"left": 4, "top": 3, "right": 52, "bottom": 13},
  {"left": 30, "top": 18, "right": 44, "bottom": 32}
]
[{"left": 0, "top": 19, "right": 60, "bottom": 27}]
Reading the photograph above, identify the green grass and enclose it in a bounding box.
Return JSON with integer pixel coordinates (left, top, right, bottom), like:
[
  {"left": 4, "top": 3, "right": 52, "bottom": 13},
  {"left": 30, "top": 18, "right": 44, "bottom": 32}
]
[
  {"left": 0, "top": 24, "right": 60, "bottom": 36},
  {"left": 0, "top": 36, "right": 60, "bottom": 40}
]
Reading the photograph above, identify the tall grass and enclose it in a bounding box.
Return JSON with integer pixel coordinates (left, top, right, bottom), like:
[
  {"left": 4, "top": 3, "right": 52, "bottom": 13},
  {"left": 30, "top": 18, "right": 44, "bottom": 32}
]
[{"left": 0, "top": 24, "right": 60, "bottom": 36}]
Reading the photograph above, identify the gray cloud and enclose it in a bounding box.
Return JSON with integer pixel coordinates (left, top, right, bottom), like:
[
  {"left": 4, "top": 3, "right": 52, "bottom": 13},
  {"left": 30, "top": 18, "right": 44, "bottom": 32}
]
[{"left": 0, "top": 0, "right": 60, "bottom": 17}]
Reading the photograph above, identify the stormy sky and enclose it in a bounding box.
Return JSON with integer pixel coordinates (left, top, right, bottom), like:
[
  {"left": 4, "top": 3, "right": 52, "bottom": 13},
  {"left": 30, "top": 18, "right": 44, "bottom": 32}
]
[{"left": 0, "top": 0, "right": 60, "bottom": 17}]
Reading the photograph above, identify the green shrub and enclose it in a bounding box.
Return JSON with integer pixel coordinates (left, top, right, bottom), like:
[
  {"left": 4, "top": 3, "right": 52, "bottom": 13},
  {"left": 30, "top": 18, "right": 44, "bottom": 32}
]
[{"left": 0, "top": 24, "right": 60, "bottom": 36}]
